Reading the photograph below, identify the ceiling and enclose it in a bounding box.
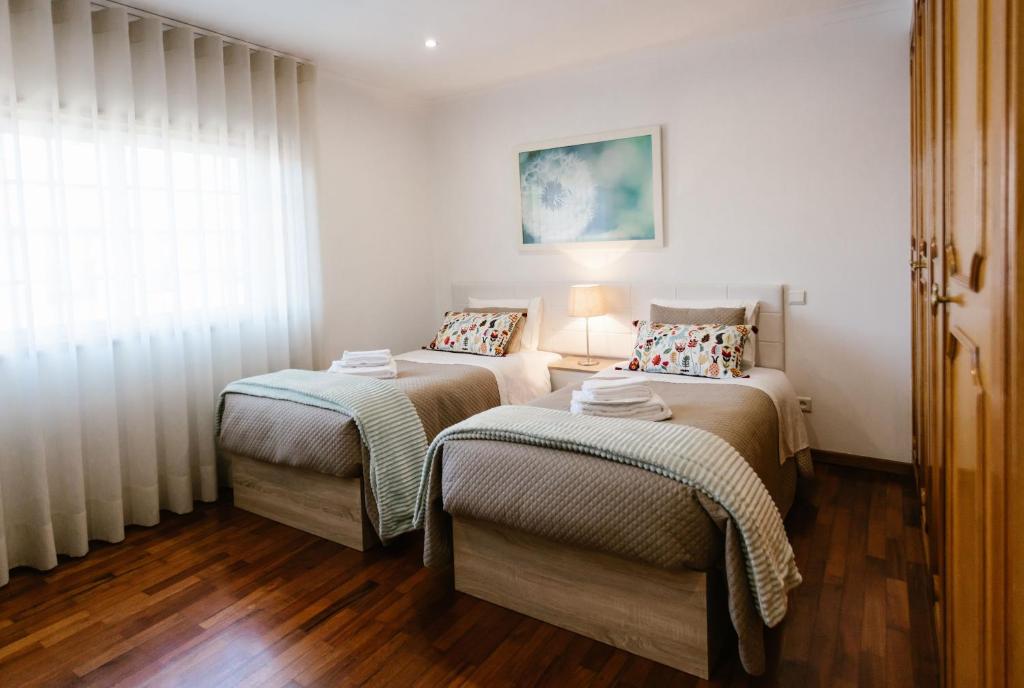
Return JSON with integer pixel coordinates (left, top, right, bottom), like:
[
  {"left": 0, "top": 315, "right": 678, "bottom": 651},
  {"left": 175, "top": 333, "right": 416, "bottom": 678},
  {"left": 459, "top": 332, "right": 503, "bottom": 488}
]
[{"left": 127, "top": 0, "right": 896, "bottom": 99}]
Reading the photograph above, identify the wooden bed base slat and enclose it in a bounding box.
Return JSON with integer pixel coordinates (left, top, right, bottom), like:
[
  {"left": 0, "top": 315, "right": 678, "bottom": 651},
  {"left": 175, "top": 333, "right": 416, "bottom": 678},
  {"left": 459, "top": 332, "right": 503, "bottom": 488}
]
[
  {"left": 228, "top": 453, "right": 376, "bottom": 551},
  {"left": 452, "top": 517, "right": 726, "bottom": 679}
]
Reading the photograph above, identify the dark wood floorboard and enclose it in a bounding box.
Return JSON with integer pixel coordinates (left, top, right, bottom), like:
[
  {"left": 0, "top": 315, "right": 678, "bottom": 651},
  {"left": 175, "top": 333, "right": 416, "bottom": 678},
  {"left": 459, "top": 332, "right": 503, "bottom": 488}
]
[{"left": 0, "top": 464, "right": 939, "bottom": 687}]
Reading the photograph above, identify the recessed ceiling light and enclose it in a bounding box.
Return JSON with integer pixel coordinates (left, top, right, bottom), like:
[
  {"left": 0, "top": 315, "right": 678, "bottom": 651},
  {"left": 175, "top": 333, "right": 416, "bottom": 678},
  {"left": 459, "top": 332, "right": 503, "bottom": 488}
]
[{"left": 424, "top": 38, "right": 438, "bottom": 49}]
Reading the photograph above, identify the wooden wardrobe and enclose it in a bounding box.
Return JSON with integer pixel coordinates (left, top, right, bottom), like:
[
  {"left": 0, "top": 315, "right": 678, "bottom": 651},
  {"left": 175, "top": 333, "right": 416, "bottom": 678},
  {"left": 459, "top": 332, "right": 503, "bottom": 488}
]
[{"left": 910, "top": 1, "right": 1022, "bottom": 685}]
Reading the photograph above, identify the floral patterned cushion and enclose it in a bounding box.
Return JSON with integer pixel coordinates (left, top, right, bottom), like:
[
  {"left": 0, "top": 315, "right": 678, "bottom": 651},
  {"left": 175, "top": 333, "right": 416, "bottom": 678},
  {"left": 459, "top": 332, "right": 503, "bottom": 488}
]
[
  {"left": 426, "top": 311, "right": 524, "bottom": 357},
  {"left": 627, "top": 321, "right": 750, "bottom": 379}
]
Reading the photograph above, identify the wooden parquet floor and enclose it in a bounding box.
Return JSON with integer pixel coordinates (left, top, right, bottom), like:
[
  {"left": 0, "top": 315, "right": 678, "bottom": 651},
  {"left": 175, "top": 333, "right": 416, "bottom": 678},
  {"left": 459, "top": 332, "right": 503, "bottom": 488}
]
[{"left": 0, "top": 463, "right": 939, "bottom": 687}]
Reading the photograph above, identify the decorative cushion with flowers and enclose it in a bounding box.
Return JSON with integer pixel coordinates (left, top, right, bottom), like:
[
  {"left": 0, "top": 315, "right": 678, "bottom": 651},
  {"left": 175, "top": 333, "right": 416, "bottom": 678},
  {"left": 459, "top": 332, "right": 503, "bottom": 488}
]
[
  {"left": 627, "top": 321, "right": 750, "bottom": 379},
  {"left": 426, "top": 311, "right": 524, "bottom": 357}
]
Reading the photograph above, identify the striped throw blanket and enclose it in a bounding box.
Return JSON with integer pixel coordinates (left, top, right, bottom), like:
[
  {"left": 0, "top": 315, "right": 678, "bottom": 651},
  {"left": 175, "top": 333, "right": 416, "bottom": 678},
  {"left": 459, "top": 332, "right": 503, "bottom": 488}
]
[
  {"left": 414, "top": 405, "right": 801, "bottom": 627},
  {"left": 217, "top": 369, "right": 427, "bottom": 541}
]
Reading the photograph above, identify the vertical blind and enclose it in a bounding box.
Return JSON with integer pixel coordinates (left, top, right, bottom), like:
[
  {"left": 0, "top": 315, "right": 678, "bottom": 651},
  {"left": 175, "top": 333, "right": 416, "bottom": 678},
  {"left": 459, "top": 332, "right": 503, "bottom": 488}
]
[{"left": 0, "top": 0, "right": 319, "bottom": 585}]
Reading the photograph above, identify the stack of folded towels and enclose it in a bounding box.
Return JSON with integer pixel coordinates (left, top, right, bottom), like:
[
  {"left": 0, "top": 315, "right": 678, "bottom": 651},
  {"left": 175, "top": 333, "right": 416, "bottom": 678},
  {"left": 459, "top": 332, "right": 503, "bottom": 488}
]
[
  {"left": 328, "top": 349, "right": 397, "bottom": 379},
  {"left": 570, "top": 377, "right": 672, "bottom": 421}
]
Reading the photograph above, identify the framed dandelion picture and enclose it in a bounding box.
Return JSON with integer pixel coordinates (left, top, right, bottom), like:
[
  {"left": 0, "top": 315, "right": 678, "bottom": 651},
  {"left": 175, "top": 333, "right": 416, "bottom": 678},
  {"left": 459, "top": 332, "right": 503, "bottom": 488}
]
[{"left": 517, "top": 125, "right": 663, "bottom": 250}]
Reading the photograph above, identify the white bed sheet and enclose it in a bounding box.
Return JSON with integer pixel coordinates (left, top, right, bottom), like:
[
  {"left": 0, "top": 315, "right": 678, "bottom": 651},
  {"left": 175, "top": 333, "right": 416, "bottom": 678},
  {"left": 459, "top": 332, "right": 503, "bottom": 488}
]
[
  {"left": 395, "top": 349, "right": 561, "bottom": 405},
  {"left": 593, "top": 363, "right": 810, "bottom": 464}
]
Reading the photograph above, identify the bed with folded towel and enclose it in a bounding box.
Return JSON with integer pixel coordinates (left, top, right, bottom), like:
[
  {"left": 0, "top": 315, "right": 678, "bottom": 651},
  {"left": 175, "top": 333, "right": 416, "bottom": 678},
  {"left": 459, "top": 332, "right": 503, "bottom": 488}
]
[
  {"left": 418, "top": 364, "right": 811, "bottom": 676},
  {"left": 217, "top": 346, "right": 560, "bottom": 546}
]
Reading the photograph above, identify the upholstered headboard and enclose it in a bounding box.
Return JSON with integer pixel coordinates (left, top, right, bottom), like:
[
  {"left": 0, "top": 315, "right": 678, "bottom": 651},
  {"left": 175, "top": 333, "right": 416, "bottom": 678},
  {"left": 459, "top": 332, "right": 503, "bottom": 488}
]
[{"left": 449, "top": 282, "right": 786, "bottom": 370}]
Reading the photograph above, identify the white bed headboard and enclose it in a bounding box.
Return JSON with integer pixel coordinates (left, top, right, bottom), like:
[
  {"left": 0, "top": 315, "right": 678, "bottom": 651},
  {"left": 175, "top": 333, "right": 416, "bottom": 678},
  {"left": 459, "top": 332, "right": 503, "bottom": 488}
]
[{"left": 449, "top": 282, "right": 786, "bottom": 370}]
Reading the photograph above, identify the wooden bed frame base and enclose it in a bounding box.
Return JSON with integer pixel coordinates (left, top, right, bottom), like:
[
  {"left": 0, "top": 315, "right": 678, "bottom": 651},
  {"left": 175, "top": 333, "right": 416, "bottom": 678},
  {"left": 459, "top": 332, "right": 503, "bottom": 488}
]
[
  {"left": 228, "top": 452, "right": 376, "bottom": 551},
  {"left": 452, "top": 517, "right": 727, "bottom": 680}
]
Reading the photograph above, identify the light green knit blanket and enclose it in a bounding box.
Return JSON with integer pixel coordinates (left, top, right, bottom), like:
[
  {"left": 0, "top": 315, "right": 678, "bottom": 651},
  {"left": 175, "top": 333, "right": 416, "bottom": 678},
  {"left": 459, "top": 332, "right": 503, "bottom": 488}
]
[{"left": 218, "top": 369, "right": 427, "bottom": 541}]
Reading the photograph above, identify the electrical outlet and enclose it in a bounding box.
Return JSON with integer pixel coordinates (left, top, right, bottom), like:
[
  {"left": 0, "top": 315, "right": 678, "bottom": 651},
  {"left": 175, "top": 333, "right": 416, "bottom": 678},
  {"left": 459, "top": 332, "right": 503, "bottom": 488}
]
[
  {"left": 788, "top": 289, "right": 807, "bottom": 305},
  {"left": 797, "top": 396, "right": 812, "bottom": 413}
]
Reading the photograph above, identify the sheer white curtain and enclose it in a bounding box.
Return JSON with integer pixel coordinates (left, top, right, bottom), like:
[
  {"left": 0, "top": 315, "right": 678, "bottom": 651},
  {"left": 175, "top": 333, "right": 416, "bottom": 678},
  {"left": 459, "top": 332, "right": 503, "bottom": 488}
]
[{"left": 0, "top": 0, "right": 319, "bottom": 586}]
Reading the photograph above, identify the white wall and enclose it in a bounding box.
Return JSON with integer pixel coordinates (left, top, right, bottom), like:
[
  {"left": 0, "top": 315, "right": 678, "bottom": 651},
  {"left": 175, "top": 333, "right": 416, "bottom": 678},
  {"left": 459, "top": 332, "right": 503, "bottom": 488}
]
[
  {"left": 312, "top": 72, "right": 437, "bottom": 364},
  {"left": 425, "top": 5, "right": 912, "bottom": 461}
]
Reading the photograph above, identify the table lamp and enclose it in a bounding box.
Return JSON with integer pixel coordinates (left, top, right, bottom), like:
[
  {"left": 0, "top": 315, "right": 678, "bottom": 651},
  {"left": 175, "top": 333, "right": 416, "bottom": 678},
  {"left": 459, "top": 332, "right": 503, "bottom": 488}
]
[{"left": 568, "top": 284, "right": 606, "bottom": 366}]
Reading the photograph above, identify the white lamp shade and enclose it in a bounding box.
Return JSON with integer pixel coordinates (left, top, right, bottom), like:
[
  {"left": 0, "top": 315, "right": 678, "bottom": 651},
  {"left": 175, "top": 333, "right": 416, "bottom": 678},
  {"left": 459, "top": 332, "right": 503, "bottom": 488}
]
[{"left": 568, "top": 284, "right": 606, "bottom": 318}]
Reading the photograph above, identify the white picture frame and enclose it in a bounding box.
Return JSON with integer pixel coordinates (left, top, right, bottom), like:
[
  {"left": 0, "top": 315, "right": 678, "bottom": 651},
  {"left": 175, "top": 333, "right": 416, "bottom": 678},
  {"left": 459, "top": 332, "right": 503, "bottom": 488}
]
[{"left": 516, "top": 125, "right": 664, "bottom": 251}]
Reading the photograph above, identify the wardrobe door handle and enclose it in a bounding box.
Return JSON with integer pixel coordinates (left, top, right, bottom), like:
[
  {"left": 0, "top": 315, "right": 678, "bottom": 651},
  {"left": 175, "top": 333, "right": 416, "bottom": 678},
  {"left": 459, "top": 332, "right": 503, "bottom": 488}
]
[{"left": 930, "top": 283, "right": 961, "bottom": 311}]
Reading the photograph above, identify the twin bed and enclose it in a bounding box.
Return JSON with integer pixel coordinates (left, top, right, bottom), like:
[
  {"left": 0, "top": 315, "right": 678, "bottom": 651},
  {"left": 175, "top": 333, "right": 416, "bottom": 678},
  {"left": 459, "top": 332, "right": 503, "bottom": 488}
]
[
  {"left": 218, "top": 347, "right": 559, "bottom": 550},
  {"left": 215, "top": 283, "right": 810, "bottom": 679}
]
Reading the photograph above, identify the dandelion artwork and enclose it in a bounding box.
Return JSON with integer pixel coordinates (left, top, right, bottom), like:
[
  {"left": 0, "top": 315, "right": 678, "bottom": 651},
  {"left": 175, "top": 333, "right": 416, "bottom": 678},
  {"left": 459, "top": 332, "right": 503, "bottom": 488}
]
[{"left": 517, "top": 126, "right": 663, "bottom": 249}]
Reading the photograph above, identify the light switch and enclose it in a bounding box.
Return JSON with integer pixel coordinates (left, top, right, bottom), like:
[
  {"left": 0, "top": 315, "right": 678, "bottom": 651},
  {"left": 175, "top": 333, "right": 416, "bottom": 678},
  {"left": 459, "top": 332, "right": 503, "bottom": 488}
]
[{"left": 788, "top": 289, "right": 807, "bottom": 305}]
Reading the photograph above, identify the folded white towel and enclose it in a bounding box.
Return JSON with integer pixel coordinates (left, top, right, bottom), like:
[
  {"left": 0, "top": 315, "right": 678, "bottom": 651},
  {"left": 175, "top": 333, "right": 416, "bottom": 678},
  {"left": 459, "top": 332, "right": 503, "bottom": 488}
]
[
  {"left": 340, "top": 359, "right": 392, "bottom": 368},
  {"left": 579, "top": 377, "right": 653, "bottom": 403},
  {"left": 581, "top": 377, "right": 643, "bottom": 391},
  {"left": 344, "top": 348, "right": 391, "bottom": 358},
  {"left": 328, "top": 360, "right": 398, "bottom": 379},
  {"left": 575, "top": 387, "right": 653, "bottom": 405},
  {"left": 570, "top": 390, "right": 672, "bottom": 422},
  {"left": 341, "top": 349, "right": 393, "bottom": 367}
]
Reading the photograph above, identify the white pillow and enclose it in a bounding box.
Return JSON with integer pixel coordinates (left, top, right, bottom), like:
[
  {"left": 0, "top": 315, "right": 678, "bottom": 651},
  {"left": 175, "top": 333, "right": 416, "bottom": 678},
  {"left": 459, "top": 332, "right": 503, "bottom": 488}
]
[
  {"left": 467, "top": 296, "right": 543, "bottom": 350},
  {"left": 650, "top": 298, "right": 760, "bottom": 368}
]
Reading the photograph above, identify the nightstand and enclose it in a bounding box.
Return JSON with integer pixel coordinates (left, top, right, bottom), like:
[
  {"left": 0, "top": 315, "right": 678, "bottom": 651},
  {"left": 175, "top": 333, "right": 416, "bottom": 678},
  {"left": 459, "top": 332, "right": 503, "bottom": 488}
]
[{"left": 548, "top": 355, "right": 624, "bottom": 391}]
